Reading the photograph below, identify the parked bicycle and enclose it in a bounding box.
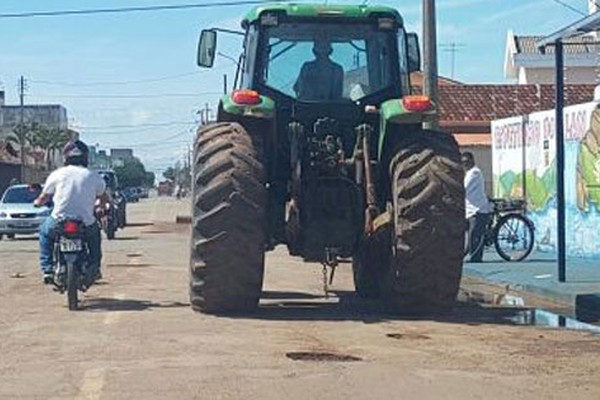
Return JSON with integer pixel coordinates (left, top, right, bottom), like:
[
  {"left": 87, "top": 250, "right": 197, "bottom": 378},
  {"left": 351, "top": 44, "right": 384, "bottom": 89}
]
[{"left": 465, "top": 198, "right": 535, "bottom": 262}]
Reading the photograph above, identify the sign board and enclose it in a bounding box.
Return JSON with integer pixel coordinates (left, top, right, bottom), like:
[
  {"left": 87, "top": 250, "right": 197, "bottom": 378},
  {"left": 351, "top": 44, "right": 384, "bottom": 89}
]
[{"left": 492, "top": 101, "right": 600, "bottom": 258}]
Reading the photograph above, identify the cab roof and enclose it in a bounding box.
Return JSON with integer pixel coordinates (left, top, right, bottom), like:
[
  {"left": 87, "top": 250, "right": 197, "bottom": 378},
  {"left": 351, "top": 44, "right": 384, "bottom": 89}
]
[{"left": 243, "top": 3, "right": 403, "bottom": 26}]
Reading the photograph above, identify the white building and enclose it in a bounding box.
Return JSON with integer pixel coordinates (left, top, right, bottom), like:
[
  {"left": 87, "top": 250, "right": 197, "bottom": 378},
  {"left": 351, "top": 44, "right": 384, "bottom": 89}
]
[
  {"left": 504, "top": 31, "right": 600, "bottom": 84},
  {"left": 505, "top": 1, "right": 600, "bottom": 85}
]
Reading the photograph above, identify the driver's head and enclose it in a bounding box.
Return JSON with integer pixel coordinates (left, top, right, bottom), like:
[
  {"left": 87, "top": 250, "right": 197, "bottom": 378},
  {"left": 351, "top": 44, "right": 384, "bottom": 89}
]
[
  {"left": 313, "top": 40, "right": 333, "bottom": 58},
  {"left": 63, "top": 140, "right": 89, "bottom": 167}
]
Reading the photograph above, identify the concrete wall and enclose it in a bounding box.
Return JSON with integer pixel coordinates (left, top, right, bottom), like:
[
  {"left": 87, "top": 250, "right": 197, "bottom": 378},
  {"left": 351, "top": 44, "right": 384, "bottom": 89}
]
[
  {"left": 0, "top": 105, "right": 68, "bottom": 139},
  {"left": 519, "top": 66, "right": 600, "bottom": 85}
]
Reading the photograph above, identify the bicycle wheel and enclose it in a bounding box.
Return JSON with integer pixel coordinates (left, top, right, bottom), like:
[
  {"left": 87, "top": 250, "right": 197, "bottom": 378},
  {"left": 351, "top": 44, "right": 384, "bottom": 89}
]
[{"left": 494, "top": 214, "right": 535, "bottom": 262}]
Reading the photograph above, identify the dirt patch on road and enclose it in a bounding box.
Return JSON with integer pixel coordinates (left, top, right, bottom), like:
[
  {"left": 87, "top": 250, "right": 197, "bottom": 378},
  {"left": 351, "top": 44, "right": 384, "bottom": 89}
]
[
  {"left": 286, "top": 351, "right": 362, "bottom": 362},
  {"left": 386, "top": 332, "right": 432, "bottom": 340}
]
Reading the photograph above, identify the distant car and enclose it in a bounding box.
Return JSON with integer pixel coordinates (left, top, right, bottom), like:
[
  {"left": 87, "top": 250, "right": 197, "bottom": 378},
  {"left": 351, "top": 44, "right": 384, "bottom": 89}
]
[
  {"left": 123, "top": 187, "right": 140, "bottom": 203},
  {"left": 0, "top": 184, "right": 51, "bottom": 240},
  {"left": 138, "top": 187, "right": 149, "bottom": 199}
]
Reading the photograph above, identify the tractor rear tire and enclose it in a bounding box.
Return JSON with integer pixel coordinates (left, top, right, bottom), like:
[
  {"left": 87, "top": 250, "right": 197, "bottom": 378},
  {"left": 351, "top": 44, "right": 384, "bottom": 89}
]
[
  {"left": 189, "top": 122, "right": 267, "bottom": 313},
  {"left": 352, "top": 232, "right": 390, "bottom": 299},
  {"left": 383, "top": 129, "right": 465, "bottom": 314}
]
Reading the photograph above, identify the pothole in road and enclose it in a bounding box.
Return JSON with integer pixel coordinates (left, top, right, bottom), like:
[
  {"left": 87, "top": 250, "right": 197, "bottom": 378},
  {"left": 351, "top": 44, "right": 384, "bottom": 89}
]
[
  {"left": 285, "top": 352, "right": 362, "bottom": 362},
  {"left": 386, "top": 333, "right": 431, "bottom": 340},
  {"left": 126, "top": 253, "right": 143, "bottom": 258}
]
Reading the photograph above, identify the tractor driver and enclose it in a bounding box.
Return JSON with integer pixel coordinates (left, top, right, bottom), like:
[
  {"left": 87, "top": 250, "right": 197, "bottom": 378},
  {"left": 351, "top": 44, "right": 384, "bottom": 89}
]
[{"left": 293, "top": 39, "right": 344, "bottom": 101}]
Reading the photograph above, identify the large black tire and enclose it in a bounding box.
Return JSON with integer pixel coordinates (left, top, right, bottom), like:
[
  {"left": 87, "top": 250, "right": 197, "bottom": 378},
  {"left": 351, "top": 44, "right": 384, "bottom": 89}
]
[
  {"left": 352, "top": 232, "right": 390, "bottom": 299},
  {"left": 382, "top": 129, "right": 465, "bottom": 314},
  {"left": 189, "top": 122, "right": 267, "bottom": 313},
  {"left": 66, "top": 261, "right": 79, "bottom": 311}
]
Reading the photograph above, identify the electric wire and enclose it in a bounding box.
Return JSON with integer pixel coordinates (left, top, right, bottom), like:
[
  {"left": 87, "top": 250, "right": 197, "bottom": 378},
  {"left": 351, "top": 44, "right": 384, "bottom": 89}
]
[
  {"left": 79, "top": 121, "right": 197, "bottom": 130},
  {"left": 30, "top": 71, "right": 202, "bottom": 87},
  {"left": 0, "top": 1, "right": 295, "bottom": 19},
  {"left": 551, "top": 0, "right": 587, "bottom": 16},
  {"left": 33, "top": 92, "right": 222, "bottom": 99}
]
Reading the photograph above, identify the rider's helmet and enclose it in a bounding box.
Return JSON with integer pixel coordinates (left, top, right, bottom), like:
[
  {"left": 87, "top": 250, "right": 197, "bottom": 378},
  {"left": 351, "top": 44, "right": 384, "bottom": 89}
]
[{"left": 63, "top": 140, "right": 89, "bottom": 167}]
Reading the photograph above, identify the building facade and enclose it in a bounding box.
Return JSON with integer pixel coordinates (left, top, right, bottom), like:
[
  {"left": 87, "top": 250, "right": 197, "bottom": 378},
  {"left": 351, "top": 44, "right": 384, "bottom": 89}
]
[{"left": 492, "top": 101, "right": 600, "bottom": 258}]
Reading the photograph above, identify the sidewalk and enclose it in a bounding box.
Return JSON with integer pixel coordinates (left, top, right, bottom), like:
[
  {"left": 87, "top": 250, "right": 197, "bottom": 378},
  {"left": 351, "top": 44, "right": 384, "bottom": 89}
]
[{"left": 463, "top": 251, "right": 600, "bottom": 321}]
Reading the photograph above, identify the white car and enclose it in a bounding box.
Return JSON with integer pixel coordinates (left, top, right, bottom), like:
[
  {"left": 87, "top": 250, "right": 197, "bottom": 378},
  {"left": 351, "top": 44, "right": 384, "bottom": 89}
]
[{"left": 0, "top": 184, "right": 51, "bottom": 240}]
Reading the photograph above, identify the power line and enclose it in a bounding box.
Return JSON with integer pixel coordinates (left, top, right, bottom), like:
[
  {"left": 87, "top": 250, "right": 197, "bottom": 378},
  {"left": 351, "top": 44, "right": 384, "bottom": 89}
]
[
  {"left": 30, "top": 71, "right": 202, "bottom": 87},
  {"left": 551, "top": 0, "right": 586, "bottom": 16},
  {"left": 79, "top": 121, "right": 196, "bottom": 130},
  {"left": 33, "top": 92, "right": 222, "bottom": 99},
  {"left": 0, "top": 1, "right": 291, "bottom": 19}
]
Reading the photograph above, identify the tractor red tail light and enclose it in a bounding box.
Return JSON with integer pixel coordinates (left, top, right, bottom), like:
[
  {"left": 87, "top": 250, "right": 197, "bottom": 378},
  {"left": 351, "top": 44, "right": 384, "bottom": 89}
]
[
  {"left": 64, "top": 221, "right": 79, "bottom": 235},
  {"left": 402, "top": 95, "right": 433, "bottom": 113},
  {"left": 232, "top": 90, "right": 261, "bottom": 105}
]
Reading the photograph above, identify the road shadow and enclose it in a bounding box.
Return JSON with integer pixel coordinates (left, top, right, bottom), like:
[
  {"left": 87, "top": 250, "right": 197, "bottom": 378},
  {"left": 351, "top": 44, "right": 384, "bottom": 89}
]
[
  {"left": 126, "top": 222, "right": 154, "bottom": 228},
  {"left": 7, "top": 237, "right": 38, "bottom": 242},
  {"left": 83, "top": 297, "right": 189, "bottom": 312},
  {"left": 214, "top": 290, "right": 534, "bottom": 326},
  {"left": 114, "top": 236, "right": 140, "bottom": 241}
]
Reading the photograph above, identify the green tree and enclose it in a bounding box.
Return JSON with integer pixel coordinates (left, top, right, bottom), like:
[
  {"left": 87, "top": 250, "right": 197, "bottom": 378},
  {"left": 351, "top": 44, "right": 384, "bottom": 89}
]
[
  {"left": 163, "top": 166, "right": 177, "bottom": 181},
  {"left": 114, "top": 157, "right": 152, "bottom": 188},
  {"left": 144, "top": 171, "right": 156, "bottom": 187}
]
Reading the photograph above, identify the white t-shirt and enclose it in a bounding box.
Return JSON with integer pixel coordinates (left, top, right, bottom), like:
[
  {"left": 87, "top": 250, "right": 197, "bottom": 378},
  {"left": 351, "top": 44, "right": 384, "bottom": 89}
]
[
  {"left": 464, "top": 166, "right": 492, "bottom": 218},
  {"left": 43, "top": 165, "right": 106, "bottom": 226}
]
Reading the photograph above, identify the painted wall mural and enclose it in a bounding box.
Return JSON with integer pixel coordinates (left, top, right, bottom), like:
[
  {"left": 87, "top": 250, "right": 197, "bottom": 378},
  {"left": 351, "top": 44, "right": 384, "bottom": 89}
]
[{"left": 492, "top": 101, "right": 600, "bottom": 258}]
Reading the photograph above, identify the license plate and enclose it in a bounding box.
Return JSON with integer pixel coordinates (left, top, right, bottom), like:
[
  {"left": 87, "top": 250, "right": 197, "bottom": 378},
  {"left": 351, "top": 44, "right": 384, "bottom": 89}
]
[
  {"left": 60, "top": 238, "right": 83, "bottom": 252},
  {"left": 10, "top": 221, "right": 33, "bottom": 228}
]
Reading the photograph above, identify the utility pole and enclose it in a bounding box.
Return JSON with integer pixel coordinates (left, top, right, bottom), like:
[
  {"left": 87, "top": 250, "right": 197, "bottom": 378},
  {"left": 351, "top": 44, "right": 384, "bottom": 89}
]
[
  {"left": 423, "top": 0, "right": 439, "bottom": 129},
  {"left": 223, "top": 74, "right": 228, "bottom": 94},
  {"left": 18, "top": 76, "right": 28, "bottom": 182},
  {"left": 19, "top": 76, "right": 26, "bottom": 124}
]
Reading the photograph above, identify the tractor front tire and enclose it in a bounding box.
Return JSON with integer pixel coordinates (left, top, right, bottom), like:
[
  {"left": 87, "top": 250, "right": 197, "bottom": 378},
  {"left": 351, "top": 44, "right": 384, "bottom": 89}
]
[
  {"left": 383, "top": 129, "right": 465, "bottom": 314},
  {"left": 189, "top": 122, "right": 267, "bottom": 313}
]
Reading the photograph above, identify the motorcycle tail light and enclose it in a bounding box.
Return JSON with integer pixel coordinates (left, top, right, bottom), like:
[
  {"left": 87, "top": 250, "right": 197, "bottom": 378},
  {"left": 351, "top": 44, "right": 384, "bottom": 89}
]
[{"left": 64, "top": 221, "right": 79, "bottom": 235}]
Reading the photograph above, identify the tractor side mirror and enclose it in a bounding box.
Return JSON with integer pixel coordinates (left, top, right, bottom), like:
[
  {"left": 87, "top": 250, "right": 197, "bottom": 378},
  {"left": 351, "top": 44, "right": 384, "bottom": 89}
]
[
  {"left": 407, "top": 32, "right": 420, "bottom": 73},
  {"left": 197, "top": 29, "right": 217, "bottom": 68}
]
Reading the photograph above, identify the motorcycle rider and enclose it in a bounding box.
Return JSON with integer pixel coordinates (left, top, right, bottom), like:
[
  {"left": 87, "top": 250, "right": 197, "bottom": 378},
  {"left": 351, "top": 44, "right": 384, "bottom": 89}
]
[{"left": 34, "top": 140, "right": 108, "bottom": 284}]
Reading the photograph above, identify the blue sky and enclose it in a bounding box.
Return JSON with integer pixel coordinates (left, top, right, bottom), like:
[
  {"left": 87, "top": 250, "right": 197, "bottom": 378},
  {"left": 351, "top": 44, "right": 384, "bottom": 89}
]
[{"left": 0, "top": 0, "right": 588, "bottom": 175}]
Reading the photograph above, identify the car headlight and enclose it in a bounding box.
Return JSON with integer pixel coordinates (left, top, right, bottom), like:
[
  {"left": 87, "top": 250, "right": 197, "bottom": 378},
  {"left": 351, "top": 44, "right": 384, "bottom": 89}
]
[
  {"left": 38, "top": 209, "right": 51, "bottom": 217},
  {"left": 0, "top": 212, "right": 7, "bottom": 218}
]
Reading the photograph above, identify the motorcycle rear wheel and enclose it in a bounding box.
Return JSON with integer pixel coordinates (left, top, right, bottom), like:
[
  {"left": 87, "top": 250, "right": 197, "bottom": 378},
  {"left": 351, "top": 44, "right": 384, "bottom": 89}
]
[{"left": 66, "top": 261, "right": 79, "bottom": 311}]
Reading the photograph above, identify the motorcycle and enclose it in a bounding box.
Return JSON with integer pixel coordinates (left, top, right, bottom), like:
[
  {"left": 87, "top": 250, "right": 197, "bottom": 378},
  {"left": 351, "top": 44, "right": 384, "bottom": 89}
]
[
  {"left": 51, "top": 219, "right": 94, "bottom": 310},
  {"left": 95, "top": 200, "right": 117, "bottom": 240}
]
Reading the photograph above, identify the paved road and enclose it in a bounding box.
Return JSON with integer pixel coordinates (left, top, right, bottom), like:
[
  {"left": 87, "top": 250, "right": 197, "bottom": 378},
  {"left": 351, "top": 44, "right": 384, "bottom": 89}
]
[{"left": 1, "top": 197, "right": 600, "bottom": 400}]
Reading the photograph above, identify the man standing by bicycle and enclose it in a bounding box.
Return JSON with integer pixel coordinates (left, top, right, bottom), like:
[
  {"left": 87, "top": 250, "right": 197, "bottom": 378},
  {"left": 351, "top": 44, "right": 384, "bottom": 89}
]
[{"left": 462, "top": 152, "right": 493, "bottom": 262}]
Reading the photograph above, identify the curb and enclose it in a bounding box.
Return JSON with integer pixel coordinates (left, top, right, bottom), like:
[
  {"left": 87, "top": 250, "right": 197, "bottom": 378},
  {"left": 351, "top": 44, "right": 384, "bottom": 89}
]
[{"left": 463, "top": 265, "right": 600, "bottom": 321}]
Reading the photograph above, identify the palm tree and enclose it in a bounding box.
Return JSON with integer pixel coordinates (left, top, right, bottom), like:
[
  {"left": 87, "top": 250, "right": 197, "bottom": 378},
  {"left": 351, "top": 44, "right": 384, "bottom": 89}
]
[
  {"left": 48, "top": 128, "right": 70, "bottom": 168},
  {"left": 31, "top": 125, "right": 54, "bottom": 170},
  {"left": 6, "top": 123, "right": 35, "bottom": 180}
]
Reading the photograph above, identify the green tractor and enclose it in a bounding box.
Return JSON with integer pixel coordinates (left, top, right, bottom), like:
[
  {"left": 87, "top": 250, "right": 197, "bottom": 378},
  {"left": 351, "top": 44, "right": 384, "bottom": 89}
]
[{"left": 190, "top": 3, "right": 465, "bottom": 314}]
